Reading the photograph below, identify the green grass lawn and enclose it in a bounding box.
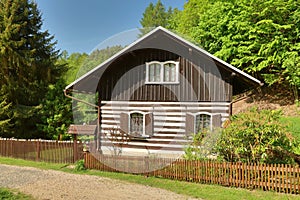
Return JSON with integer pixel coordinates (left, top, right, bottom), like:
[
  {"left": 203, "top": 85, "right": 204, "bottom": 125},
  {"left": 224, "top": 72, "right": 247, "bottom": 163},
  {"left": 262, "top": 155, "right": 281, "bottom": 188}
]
[
  {"left": 0, "top": 156, "right": 299, "bottom": 200},
  {"left": 282, "top": 116, "right": 300, "bottom": 154},
  {"left": 284, "top": 116, "right": 300, "bottom": 140},
  {"left": 0, "top": 188, "right": 34, "bottom": 200}
]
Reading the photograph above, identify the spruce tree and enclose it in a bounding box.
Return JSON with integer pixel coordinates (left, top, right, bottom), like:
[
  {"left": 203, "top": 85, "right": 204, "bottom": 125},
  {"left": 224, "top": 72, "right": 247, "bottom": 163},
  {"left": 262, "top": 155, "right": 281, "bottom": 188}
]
[
  {"left": 0, "top": 92, "right": 13, "bottom": 138},
  {"left": 139, "top": 0, "right": 173, "bottom": 35},
  {"left": 0, "top": 0, "right": 64, "bottom": 138}
]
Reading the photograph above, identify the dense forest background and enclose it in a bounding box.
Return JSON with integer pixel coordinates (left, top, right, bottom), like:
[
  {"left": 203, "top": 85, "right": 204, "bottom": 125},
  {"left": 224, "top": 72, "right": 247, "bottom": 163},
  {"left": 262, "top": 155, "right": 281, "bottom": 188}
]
[{"left": 0, "top": 0, "right": 299, "bottom": 140}]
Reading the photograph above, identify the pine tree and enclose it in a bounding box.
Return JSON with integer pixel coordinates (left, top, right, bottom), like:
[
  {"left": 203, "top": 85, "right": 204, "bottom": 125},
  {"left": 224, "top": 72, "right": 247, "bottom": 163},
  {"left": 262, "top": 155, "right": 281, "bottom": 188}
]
[
  {"left": 0, "top": 92, "right": 13, "bottom": 137},
  {"left": 0, "top": 0, "right": 65, "bottom": 138},
  {"left": 37, "top": 79, "right": 73, "bottom": 140},
  {"left": 139, "top": 0, "right": 173, "bottom": 35}
]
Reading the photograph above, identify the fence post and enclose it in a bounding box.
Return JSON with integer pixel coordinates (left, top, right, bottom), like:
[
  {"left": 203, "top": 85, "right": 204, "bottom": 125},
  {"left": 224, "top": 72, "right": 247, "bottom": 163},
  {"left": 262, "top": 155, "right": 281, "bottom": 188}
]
[
  {"left": 145, "top": 156, "right": 150, "bottom": 173},
  {"left": 10, "top": 138, "right": 13, "bottom": 157},
  {"left": 84, "top": 152, "right": 88, "bottom": 169},
  {"left": 36, "top": 139, "right": 41, "bottom": 161},
  {"left": 73, "top": 134, "right": 78, "bottom": 162}
]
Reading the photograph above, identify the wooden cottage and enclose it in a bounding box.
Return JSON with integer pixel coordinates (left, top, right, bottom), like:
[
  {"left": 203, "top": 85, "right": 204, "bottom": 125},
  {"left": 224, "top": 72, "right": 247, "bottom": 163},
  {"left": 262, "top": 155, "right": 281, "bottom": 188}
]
[{"left": 65, "top": 26, "right": 261, "bottom": 155}]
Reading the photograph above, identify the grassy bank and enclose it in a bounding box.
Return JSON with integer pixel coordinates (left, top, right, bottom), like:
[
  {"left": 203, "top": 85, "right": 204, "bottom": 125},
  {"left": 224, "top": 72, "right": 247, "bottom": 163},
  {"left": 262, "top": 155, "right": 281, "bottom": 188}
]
[{"left": 0, "top": 157, "right": 299, "bottom": 200}]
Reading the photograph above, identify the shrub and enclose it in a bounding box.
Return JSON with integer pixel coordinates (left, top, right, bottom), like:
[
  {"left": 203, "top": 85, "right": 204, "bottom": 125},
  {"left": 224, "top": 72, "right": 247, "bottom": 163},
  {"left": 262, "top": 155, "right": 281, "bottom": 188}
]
[
  {"left": 216, "top": 107, "right": 298, "bottom": 164},
  {"left": 184, "top": 128, "right": 221, "bottom": 160},
  {"left": 74, "top": 159, "right": 86, "bottom": 171}
]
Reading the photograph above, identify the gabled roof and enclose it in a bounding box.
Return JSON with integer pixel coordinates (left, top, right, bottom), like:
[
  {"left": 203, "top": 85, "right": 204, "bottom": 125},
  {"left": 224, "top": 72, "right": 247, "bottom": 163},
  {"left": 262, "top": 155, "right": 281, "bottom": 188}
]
[{"left": 65, "top": 26, "right": 261, "bottom": 93}]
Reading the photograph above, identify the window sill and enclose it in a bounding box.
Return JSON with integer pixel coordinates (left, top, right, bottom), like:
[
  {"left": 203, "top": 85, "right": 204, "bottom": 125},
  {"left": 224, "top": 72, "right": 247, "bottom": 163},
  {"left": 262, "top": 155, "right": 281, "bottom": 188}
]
[
  {"left": 129, "top": 134, "right": 150, "bottom": 141},
  {"left": 145, "top": 81, "right": 180, "bottom": 85}
]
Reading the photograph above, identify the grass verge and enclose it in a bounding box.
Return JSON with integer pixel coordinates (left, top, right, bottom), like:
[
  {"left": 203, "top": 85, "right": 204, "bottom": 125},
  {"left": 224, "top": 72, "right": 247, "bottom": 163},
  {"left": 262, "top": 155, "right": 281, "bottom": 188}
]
[
  {"left": 0, "top": 188, "right": 34, "bottom": 200},
  {"left": 0, "top": 156, "right": 299, "bottom": 200}
]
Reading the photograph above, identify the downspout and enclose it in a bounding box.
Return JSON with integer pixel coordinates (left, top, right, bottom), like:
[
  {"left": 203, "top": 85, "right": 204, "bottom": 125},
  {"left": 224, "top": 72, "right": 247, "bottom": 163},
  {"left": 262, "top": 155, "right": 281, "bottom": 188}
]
[
  {"left": 64, "top": 89, "right": 98, "bottom": 108},
  {"left": 64, "top": 89, "right": 102, "bottom": 153}
]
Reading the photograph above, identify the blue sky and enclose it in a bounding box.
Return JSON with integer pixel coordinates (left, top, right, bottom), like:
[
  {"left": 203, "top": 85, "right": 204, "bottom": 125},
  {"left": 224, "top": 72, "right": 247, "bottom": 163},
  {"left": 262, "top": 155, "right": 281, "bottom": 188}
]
[{"left": 35, "top": 0, "right": 186, "bottom": 54}]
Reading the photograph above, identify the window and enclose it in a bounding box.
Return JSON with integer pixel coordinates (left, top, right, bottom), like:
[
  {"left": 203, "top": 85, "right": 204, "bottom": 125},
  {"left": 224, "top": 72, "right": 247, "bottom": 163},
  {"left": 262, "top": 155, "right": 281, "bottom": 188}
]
[
  {"left": 185, "top": 113, "right": 222, "bottom": 135},
  {"left": 146, "top": 61, "right": 179, "bottom": 84},
  {"left": 148, "top": 62, "right": 161, "bottom": 82},
  {"left": 195, "top": 114, "right": 211, "bottom": 133},
  {"left": 164, "top": 62, "right": 176, "bottom": 82},
  {"left": 130, "top": 112, "right": 144, "bottom": 136},
  {"left": 120, "top": 112, "right": 153, "bottom": 138}
]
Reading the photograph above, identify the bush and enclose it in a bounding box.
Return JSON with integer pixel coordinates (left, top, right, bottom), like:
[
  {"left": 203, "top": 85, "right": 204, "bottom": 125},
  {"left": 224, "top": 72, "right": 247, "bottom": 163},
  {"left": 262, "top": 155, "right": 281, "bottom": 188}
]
[
  {"left": 74, "top": 159, "right": 86, "bottom": 171},
  {"left": 184, "top": 128, "right": 221, "bottom": 160},
  {"left": 216, "top": 107, "right": 298, "bottom": 164}
]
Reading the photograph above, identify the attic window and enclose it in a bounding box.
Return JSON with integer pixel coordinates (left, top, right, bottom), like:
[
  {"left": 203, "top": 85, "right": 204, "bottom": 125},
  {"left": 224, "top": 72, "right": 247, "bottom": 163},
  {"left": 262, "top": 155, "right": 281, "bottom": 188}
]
[{"left": 146, "top": 61, "right": 179, "bottom": 84}]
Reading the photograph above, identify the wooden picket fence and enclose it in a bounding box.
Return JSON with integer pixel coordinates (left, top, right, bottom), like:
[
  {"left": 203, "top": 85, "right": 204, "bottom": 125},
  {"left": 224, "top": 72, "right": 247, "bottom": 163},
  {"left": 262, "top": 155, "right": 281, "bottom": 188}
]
[
  {"left": 84, "top": 152, "right": 300, "bottom": 194},
  {"left": 0, "top": 138, "right": 84, "bottom": 163},
  {"left": 0, "top": 138, "right": 299, "bottom": 194}
]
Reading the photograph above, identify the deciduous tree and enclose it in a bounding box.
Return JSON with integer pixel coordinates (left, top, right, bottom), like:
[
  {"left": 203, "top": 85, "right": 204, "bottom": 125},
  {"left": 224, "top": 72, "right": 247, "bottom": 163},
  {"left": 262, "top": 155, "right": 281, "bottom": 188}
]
[{"left": 172, "top": 0, "right": 300, "bottom": 102}]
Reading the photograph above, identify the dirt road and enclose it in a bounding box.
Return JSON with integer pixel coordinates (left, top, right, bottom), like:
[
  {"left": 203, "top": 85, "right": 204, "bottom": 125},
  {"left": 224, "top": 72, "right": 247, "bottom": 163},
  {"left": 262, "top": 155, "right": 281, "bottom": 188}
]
[{"left": 0, "top": 164, "right": 197, "bottom": 200}]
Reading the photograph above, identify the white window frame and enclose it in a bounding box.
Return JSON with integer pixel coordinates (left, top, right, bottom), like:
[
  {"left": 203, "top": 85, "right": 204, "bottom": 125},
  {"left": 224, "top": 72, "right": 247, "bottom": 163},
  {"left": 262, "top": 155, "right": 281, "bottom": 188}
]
[
  {"left": 128, "top": 111, "right": 150, "bottom": 137},
  {"left": 145, "top": 61, "right": 179, "bottom": 84}
]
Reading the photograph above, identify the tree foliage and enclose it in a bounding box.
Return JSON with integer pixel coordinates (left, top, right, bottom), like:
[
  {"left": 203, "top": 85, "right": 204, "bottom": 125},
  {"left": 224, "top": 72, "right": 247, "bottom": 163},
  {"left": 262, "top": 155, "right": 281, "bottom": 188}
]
[
  {"left": 0, "top": 0, "right": 64, "bottom": 138},
  {"left": 140, "top": 0, "right": 173, "bottom": 35},
  {"left": 37, "top": 80, "right": 72, "bottom": 140},
  {"left": 78, "top": 46, "right": 123, "bottom": 78},
  {"left": 169, "top": 0, "right": 209, "bottom": 35},
  {"left": 69, "top": 46, "right": 124, "bottom": 125},
  {"left": 0, "top": 93, "right": 13, "bottom": 137},
  {"left": 57, "top": 50, "right": 88, "bottom": 85},
  {"left": 0, "top": 0, "right": 63, "bottom": 101},
  {"left": 170, "top": 0, "right": 300, "bottom": 101},
  {"left": 52, "top": 46, "right": 124, "bottom": 132},
  {"left": 216, "top": 108, "right": 299, "bottom": 164}
]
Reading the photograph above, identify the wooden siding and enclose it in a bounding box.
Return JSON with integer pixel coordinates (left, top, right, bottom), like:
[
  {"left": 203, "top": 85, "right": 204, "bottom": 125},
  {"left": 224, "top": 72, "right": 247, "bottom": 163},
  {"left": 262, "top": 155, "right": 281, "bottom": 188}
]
[
  {"left": 100, "top": 101, "right": 230, "bottom": 137},
  {"left": 97, "top": 48, "right": 232, "bottom": 102}
]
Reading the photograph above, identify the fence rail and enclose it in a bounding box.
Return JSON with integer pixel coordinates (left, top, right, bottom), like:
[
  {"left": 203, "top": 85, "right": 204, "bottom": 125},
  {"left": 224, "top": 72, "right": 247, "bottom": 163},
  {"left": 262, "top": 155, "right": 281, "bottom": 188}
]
[
  {"left": 84, "top": 153, "right": 300, "bottom": 194},
  {"left": 0, "top": 138, "right": 84, "bottom": 163}
]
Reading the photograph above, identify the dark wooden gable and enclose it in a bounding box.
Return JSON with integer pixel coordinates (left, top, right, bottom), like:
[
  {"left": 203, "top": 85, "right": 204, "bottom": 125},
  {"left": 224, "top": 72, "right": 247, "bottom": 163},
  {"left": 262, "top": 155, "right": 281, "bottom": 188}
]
[
  {"left": 66, "top": 27, "right": 261, "bottom": 99},
  {"left": 97, "top": 48, "right": 233, "bottom": 102}
]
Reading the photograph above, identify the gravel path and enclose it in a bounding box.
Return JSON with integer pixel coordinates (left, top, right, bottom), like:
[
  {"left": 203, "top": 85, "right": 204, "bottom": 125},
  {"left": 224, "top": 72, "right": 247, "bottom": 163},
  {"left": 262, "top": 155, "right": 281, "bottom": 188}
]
[{"left": 0, "top": 164, "right": 198, "bottom": 200}]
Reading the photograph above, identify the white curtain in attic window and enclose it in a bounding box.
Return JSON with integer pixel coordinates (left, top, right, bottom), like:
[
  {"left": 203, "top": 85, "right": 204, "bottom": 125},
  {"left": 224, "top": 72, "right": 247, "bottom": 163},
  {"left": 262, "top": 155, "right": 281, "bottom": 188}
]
[
  {"left": 149, "top": 63, "right": 161, "bottom": 82},
  {"left": 163, "top": 63, "right": 176, "bottom": 82}
]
